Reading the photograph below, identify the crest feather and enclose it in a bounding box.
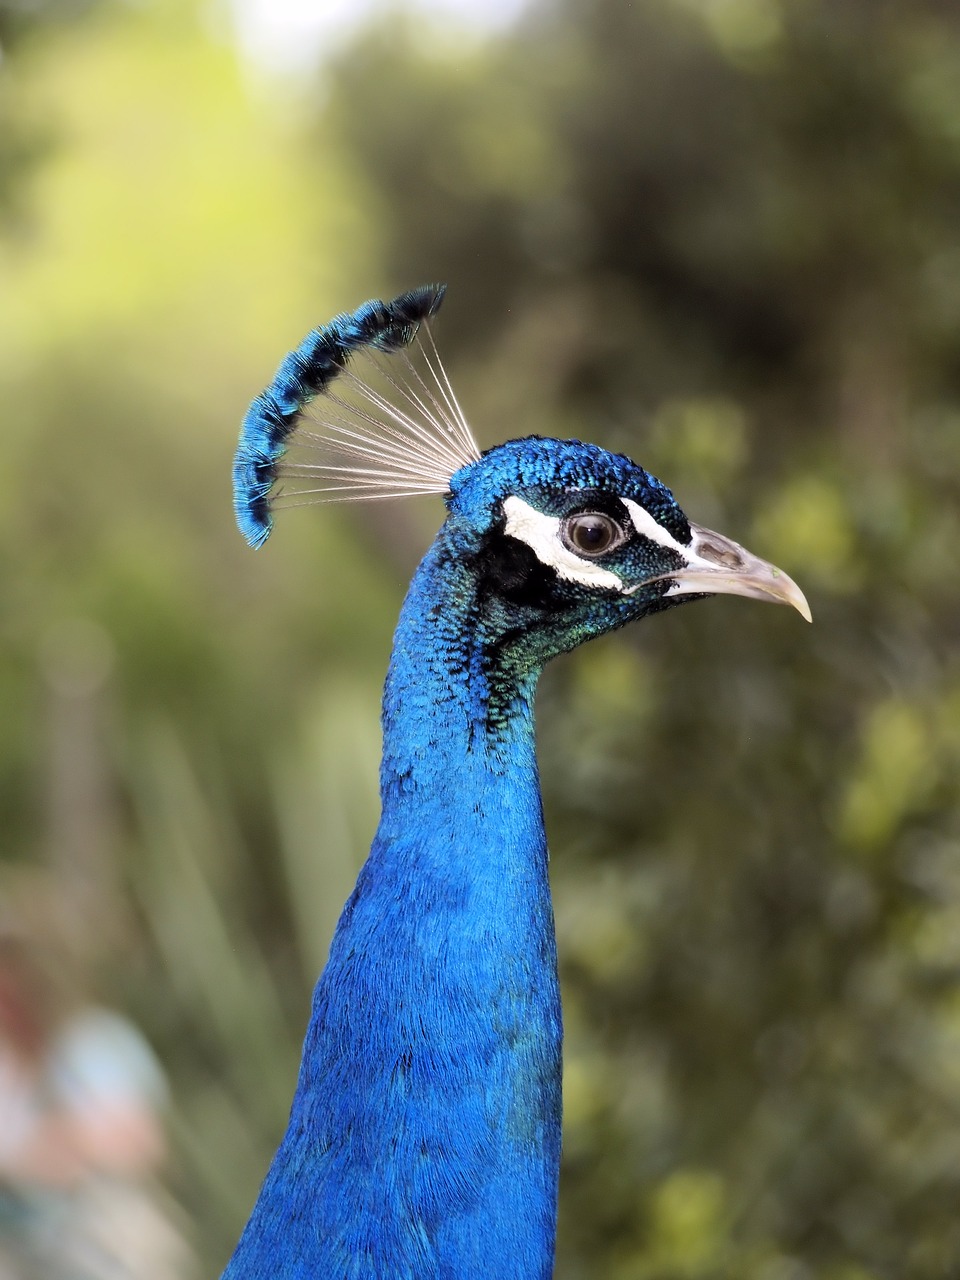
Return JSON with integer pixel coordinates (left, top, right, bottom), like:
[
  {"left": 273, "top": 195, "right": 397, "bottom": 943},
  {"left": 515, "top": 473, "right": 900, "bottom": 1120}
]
[{"left": 233, "top": 285, "right": 480, "bottom": 548}]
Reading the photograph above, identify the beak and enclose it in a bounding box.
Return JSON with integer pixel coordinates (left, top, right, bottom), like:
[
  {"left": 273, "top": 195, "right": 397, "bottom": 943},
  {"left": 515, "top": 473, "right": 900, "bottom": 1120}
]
[{"left": 651, "top": 522, "right": 812, "bottom": 622}]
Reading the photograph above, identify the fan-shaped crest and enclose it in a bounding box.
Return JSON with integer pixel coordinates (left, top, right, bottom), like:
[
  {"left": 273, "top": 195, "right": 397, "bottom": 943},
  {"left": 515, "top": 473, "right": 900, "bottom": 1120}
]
[{"left": 233, "top": 285, "right": 481, "bottom": 548}]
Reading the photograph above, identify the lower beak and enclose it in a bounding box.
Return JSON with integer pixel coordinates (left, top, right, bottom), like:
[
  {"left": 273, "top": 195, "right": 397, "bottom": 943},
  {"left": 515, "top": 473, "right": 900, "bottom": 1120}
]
[{"left": 655, "top": 522, "right": 812, "bottom": 622}]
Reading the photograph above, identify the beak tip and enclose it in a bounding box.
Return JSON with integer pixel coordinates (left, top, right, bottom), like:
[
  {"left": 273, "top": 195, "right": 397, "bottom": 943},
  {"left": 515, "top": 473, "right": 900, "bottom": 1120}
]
[
  {"left": 665, "top": 523, "right": 813, "bottom": 624},
  {"left": 786, "top": 585, "right": 812, "bottom": 625}
]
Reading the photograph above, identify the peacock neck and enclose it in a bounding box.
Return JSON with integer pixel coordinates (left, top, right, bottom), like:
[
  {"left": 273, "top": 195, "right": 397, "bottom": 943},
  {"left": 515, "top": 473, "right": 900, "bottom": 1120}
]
[
  {"left": 379, "top": 529, "right": 544, "bottom": 837},
  {"left": 225, "top": 527, "right": 563, "bottom": 1279}
]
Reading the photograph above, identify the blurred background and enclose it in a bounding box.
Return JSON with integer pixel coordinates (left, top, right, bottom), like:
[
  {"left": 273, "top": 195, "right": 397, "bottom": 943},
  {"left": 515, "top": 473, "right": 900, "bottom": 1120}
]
[{"left": 2, "top": 0, "right": 960, "bottom": 1276}]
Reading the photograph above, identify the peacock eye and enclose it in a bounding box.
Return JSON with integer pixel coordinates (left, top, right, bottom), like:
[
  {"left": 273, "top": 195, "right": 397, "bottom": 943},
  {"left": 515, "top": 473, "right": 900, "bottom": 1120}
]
[{"left": 561, "top": 511, "right": 623, "bottom": 557}]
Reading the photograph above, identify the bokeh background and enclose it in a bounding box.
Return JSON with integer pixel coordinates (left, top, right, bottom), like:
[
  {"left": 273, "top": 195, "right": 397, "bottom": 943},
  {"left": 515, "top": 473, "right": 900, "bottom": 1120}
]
[{"left": 2, "top": 0, "right": 960, "bottom": 1276}]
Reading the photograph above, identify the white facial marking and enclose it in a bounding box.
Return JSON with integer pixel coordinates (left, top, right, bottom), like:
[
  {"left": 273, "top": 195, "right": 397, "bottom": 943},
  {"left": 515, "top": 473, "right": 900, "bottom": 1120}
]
[
  {"left": 502, "top": 495, "right": 623, "bottom": 591},
  {"left": 621, "top": 497, "right": 690, "bottom": 558}
]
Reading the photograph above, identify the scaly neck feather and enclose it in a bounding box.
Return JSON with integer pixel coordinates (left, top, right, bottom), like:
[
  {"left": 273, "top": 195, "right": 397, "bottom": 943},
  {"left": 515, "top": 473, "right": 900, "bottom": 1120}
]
[{"left": 224, "top": 527, "right": 562, "bottom": 1280}]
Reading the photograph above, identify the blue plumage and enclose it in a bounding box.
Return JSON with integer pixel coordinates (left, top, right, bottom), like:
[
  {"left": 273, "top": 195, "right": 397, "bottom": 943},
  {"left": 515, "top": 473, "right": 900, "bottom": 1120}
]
[{"left": 225, "top": 289, "right": 810, "bottom": 1278}]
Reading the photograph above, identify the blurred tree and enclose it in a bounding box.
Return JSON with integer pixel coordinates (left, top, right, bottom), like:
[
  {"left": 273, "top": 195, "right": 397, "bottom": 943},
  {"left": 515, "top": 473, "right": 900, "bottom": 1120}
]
[
  {"left": 0, "top": 0, "right": 99, "bottom": 219},
  {"left": 310, "top": 3, "right": 960, "bottom": 1278}
]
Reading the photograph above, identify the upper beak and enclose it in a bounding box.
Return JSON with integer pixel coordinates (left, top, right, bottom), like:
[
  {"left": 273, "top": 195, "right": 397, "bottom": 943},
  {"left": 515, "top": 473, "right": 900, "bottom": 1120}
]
[{"left": 654, "top": 522, "right": 812, "bottom": 622}]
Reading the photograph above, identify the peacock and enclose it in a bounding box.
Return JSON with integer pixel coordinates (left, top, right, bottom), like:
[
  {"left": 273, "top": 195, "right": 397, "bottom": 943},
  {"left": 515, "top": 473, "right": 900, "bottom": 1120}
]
[{"left": 226, "top": 285, "right": 809, "bottom": 1279}]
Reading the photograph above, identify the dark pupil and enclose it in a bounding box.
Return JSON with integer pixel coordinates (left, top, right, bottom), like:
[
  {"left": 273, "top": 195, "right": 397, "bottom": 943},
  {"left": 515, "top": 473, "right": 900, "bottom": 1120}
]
[{"left": 571, "top": 514, "right": 613, "bottom": 553}]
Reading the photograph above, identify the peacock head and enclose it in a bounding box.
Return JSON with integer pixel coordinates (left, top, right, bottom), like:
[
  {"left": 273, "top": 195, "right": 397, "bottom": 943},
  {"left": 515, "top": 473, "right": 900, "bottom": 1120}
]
[
  {"left": 233, "top": 284, "right": 809, "bottom": 660},
  {"left": 438, "top": 434, "right": 809, "bottom": 663}
]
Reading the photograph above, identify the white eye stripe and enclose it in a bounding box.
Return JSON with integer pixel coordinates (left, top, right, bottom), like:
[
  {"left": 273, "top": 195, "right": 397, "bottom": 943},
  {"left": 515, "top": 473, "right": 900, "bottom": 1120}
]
[
  {"left": 501, "top": 496, "right": 623, "bottom": 591},
  {"left": 624, "top": 497, "right": 755, "bottom": 580},
  {"left": 621, "top": 497, "right": 690, "bottom": 557}
]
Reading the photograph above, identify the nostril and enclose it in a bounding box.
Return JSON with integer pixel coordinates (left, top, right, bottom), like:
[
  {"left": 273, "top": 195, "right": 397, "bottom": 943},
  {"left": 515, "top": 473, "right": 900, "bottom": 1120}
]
[{"left": 697, "top": 539, "right": 744, "bottom": 569}]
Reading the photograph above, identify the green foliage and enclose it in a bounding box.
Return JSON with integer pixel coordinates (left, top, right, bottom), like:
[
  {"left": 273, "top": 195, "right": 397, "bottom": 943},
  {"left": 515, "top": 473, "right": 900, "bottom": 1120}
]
[
  {"left": 3, "top": 0, "right": 960, "bottom": 1276},
  {"left": 0, "top": 0, "right": 100, "bottom": 220},
  {"left": 324, "top": 4, "right": 960, "bottom": 1276}
]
